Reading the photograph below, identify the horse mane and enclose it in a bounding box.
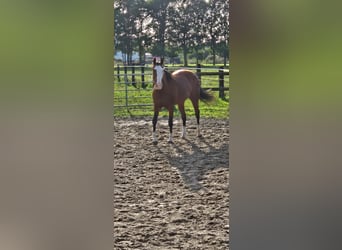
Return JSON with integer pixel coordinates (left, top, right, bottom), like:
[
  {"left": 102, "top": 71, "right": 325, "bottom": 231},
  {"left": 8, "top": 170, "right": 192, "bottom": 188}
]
[{"left": 164, "top": 69, "right": 173, "bottom": 81}]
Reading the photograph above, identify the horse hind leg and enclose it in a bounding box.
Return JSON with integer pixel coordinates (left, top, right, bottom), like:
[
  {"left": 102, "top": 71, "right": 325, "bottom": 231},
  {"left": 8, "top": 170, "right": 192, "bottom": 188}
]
[
  {"left": 178, "top": 103, "right": 187, "bottom": 138},
  {"left": 167, "top": 106, "right": 174, "bottom": 143}
]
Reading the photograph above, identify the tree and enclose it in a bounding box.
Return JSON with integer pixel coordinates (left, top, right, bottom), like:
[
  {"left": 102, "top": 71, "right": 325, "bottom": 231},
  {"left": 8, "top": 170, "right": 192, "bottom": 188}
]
[
  {"left": 219, "top": 0, "right": 229, "bottom": 66},
  {"left": 133, "top": 1, "right": 152, "bottom": 64},
  {"left": 114, "top": 0, "right": 229, "bottom": 66},
  {"left": 167, "top": 0, "right": 205, "bottom": 66},
  {"left": 147, "top": 0, "right": 176, "bottom": 57},
  {"left": 114, "top": 0, "right": 150, "bottom": 64},
  {"left": 190, "top": 0, "right": 208, "bottom": 65},
  {"left": 204, "top": 0, "right": 229, "bottom": 65}
]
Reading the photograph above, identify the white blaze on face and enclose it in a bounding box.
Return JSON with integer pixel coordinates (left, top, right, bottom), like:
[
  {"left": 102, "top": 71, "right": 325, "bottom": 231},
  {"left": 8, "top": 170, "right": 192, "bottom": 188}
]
[{"left": 154, "top": 65, "right": 164, "bottom": 89}]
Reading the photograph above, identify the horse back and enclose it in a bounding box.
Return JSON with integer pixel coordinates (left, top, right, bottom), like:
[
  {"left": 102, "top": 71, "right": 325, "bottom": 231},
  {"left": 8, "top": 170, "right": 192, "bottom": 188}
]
[{"left": 171, "top": 70, "right": 200, "bottom": 98}]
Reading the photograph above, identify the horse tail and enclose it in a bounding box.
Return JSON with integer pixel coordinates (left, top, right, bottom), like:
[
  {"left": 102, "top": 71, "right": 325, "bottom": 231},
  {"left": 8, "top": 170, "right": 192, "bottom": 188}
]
[{"left": 199, "top": 88, "right": 215, "bottom": 103}]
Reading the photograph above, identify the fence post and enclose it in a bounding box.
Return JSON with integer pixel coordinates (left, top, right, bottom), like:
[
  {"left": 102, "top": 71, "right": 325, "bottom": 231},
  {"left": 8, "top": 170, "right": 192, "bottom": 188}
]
[
  {"left": 141, "top": 65, "right": 145, "bottom": 89},
  {"left": 124, "top": 73, "right": 128, "bottom": 109},
  {"left": 196, "top": 64, "right": 201, "bottom": 85},
  {"left": 131, "top": 66, "right": 136, "bottom": 87},
  {"left": 117, "top": 65, "right": 120, "bottom": 82},
  {"left": 124, "top": 65, "right": 128, "bottom": 84},
  {"left": 219, "top": 66, "right": 225, "bottom": 99},
  {"left": 124, "top": 65, "right": 128, "bottom": 108}
]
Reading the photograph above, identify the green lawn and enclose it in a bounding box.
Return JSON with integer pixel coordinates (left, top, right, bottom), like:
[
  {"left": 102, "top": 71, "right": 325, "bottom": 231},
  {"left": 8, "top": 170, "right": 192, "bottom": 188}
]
[{"left": 113, "top": 65, "right": 229, "bottom": 118}]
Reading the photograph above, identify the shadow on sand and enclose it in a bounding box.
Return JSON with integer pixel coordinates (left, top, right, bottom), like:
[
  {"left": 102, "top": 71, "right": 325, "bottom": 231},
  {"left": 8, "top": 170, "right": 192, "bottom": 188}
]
[{"left": 156, "top": 136, "right": 229, "bottom": 191}]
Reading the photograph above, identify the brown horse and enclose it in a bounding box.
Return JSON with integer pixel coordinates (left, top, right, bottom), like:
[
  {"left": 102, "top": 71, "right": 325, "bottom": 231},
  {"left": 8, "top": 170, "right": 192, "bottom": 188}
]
[{"left": 152, "top": 57, "right": 214, "bottom": 144}]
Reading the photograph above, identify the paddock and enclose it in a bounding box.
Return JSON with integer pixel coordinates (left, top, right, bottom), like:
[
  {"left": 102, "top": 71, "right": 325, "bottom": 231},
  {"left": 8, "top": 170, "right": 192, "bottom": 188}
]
[
  {"left": 113, "top": 64, "right": 229, "bottom": 117},
  {"left": 114, "top": 117, "right": 229, "bottom": 249}
]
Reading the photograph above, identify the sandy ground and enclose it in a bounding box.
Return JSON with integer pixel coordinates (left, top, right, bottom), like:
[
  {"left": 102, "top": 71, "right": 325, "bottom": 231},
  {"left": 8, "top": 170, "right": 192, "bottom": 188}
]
[{"left": 114, "top": 117, "right": 229, "bottom": 249}]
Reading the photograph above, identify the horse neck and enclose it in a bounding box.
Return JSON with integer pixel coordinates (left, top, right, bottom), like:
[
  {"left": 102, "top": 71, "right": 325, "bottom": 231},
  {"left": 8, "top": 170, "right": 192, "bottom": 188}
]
[{"left": 161, "top": 74, "right": 174, "bottom": 91}]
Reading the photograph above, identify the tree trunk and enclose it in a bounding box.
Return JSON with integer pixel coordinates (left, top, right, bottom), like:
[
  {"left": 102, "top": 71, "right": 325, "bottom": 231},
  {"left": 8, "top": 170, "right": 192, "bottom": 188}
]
[
  {"left": 138, "top": 22, "right": 144, "bottom": 65},
  {"left": 211, "top": 38, "right": 216, "bottom": 66},
  {"left": 158, "top": 11, "right": 167, "bottom": 57},
  {"left": 212, "top": 48, "right": 216, "bottom": 66},
  {"left": 223, "top": 52, "right": 227, "bottom": 67},
  {"left": 183, "top": 45, "right": 188, "bottom": 66},
  {"left": 139, "top": 44, "right": 144, "bottom": 65},
  {"left": 195, "top": 47, "right": 199, "bottom": 65},
  {"left": 223, "top": 44, "right": 227, "bottom": 67}
]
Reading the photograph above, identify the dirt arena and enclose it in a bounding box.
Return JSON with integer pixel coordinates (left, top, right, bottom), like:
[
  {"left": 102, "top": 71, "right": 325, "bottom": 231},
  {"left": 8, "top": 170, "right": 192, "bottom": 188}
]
[{"left": 114, "top": 117, "right": 229, "bottom": 249}]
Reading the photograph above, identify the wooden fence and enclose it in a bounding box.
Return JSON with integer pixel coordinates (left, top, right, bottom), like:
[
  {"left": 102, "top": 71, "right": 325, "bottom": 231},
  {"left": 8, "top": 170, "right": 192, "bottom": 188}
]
[
  {"left": 195, "top": 64, "right": 229, "bottom": 99},
  {"left": 113, "top": 64, "right": 229, "bottom": 114},
  {"left": 114, "top": 64, "right": 229, "bottom": 99}
]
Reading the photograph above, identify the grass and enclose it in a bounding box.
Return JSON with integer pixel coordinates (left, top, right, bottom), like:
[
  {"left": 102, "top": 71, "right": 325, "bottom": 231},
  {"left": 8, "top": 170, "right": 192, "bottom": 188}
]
[{"left": 113, "top": 65, "right": 229, "bottom": 118}]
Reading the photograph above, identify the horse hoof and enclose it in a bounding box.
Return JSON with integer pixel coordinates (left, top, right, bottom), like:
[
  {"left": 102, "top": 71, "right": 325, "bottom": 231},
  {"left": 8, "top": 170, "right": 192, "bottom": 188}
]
[
  {"left": 152, "top": 140, "right": 158, "bottom": 145},
  {"left": 198, "top": 134, "right": 203, "bottom": 138},
  {"left": 168, "top": 140, "right": 174, "bottom": 144}
]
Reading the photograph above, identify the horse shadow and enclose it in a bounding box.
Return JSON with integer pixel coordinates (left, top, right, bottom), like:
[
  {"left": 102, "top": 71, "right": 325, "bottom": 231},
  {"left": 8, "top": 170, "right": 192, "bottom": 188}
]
[{"left": 156, "top": 136, "right": 229, "bottom": 191}]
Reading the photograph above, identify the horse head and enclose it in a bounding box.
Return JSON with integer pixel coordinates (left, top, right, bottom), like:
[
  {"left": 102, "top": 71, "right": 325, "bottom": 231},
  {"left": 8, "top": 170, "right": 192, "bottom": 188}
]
[{"left": 153, "top": 57, "right": 164, "bottom": 90}]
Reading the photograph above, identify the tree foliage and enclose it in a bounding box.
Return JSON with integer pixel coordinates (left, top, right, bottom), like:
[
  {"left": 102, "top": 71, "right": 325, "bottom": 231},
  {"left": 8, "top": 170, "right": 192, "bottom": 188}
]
[{"left": 114, "top": 0, "right": 229, "bottom": 65}]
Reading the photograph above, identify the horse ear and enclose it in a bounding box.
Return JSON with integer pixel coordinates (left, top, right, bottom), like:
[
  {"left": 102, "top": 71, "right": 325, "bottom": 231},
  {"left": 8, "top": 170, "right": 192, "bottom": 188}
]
[{"left": 161, "top": 57, "right": 164, "bottom": 66}]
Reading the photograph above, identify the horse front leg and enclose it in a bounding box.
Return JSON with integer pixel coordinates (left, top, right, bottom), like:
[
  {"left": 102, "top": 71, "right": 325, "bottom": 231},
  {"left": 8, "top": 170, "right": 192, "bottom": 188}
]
[
  {"left": 168, "top": 107, "right": 174, "bottom": 143},
  {"left": 152, "top": 110, "right": 159, "bottom": 144}
]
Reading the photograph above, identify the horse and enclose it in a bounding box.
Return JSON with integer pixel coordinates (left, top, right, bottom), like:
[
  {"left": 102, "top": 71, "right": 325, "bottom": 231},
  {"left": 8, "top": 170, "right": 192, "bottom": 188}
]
[{"left": 151, "top": 57, "right": 214, "bottom": 144}]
